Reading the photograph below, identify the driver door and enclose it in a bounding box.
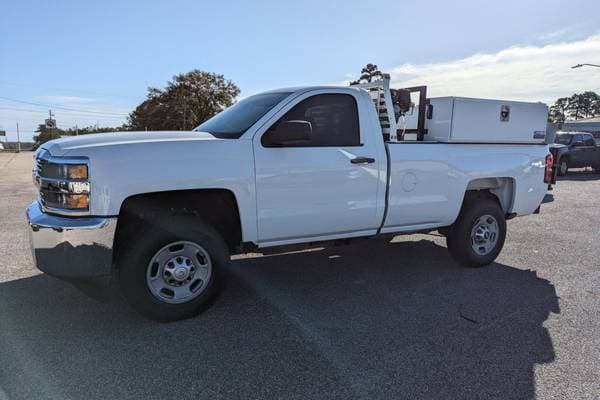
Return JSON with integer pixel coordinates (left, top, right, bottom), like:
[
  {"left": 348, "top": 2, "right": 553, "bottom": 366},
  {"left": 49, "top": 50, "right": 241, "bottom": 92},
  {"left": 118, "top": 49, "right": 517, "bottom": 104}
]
[
  {"left": 252, "top": 90, "right": 384, "bottom": 244},
  {"left": 570, "top": 134, "right": 586, "bottom": 167}
]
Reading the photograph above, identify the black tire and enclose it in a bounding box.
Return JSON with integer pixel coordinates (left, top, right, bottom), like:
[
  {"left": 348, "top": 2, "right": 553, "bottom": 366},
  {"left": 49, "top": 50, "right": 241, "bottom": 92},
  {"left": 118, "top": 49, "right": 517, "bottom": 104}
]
[
  {"left": 118, "top": 211, "right": 229, "bottom": 322},
  {"left": 557, "top": 157, "right": 569, "bottom": 176},
  {"left": 446, "top": 195, "right": 506, "bottom": 267}
]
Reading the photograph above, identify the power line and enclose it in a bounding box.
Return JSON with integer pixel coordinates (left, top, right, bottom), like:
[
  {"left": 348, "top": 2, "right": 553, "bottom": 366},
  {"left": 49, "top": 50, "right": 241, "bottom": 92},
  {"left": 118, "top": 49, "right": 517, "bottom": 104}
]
[
  {"left": 0, "top": 96, "right": 129, "bottom": 116},
  {"left": 0, "top": 80, "right": 143, "bottom": 100},
  {"left": 0, "top": 106, "right": 129, "bottom": 119},
  {"left": 0, "top": 106, "right": 189, "bottom": 123}
]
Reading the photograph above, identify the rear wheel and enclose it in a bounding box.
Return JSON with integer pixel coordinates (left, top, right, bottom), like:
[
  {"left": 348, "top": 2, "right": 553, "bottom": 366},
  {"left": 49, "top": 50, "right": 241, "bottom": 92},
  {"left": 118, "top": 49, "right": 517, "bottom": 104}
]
[
  {"left": 446, "top": 195, "right": 506, "bottom": 267},
  {"left": 118, "top": 211, "right": 229, "bottom": 322},
  {"left": 557, "top": 158, "right": 569, "bottom": 176}
]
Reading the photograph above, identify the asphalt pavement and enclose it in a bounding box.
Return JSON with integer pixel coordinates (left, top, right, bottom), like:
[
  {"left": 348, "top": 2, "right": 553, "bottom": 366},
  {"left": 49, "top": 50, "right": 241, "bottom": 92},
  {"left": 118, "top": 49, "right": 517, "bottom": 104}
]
[{"left": 0, "top": 152, "right": 598, "bottom": 400}]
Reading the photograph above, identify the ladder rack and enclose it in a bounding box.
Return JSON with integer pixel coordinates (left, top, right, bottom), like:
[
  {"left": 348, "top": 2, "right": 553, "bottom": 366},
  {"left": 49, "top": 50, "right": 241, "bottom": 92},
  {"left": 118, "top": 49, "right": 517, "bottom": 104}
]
[
  {"left": 351, "top": 77, "right": 399, "bottom": 142},
  {"left": 351, "top": 77, "right": 428, "bottom": 142}
]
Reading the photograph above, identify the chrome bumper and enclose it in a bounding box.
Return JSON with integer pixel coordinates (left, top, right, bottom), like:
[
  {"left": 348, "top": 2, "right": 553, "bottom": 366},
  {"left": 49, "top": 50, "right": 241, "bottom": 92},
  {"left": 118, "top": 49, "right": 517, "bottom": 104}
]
[{"left": 26, "top": 201, "right": 117, "bottom": 281}]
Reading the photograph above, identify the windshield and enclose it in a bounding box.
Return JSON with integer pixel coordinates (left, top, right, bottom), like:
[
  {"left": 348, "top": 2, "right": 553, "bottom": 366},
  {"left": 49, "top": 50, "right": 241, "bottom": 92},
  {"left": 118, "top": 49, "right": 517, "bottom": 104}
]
[
  {"left": 195, "top": 92, "right": 292, "bottom": 138},
  {"left": 554, "top": 135, "right": 573, "bottom": 145}
]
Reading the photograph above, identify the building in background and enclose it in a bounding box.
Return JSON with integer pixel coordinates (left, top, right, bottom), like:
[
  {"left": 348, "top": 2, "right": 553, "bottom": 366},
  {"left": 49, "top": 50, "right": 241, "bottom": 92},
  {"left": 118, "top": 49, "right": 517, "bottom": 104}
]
[
  {"left": 0, "top": 142, "right": 35, "bottom": 151},
  {"left": 561, "top": 117, "right": 600, "bottom": 140}
]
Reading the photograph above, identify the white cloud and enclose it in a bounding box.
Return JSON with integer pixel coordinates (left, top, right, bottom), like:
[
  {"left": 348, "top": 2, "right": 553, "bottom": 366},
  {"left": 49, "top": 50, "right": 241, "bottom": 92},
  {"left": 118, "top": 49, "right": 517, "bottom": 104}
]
[
  {"left": 385, "top": 35, "right": 600, "bottom": 105},
  {"left": 536, "top": 27, "right": 575, "bottom": 42}
]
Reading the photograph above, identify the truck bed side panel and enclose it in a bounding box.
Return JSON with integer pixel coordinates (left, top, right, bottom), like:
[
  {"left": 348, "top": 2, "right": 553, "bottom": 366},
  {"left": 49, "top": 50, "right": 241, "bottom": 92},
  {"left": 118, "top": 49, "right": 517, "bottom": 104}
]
[{"left": 382, "top": 143, "right": 548, "bottom": 233}]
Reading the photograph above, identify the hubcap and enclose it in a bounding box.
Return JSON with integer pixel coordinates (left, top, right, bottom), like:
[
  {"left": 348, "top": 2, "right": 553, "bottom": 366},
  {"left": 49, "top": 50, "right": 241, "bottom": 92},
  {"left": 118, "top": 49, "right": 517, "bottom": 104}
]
[
  {"left": 470, "top": 214, "right": 499, "bottom": 256},
  {"left": 146, "top": 241, "right": 212, "bottom": 304}
]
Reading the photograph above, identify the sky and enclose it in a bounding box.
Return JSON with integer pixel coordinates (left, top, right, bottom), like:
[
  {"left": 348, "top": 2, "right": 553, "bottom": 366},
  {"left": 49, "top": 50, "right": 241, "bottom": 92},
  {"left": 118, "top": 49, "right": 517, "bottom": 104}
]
[{"left": 1, "top": 0, "right": 599, "bottom": 142}]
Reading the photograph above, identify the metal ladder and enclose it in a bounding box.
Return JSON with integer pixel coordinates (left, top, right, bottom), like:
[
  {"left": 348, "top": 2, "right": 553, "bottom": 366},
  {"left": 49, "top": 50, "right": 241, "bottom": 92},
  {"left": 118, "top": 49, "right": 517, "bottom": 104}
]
[{"left": 351, "top": 76, "right": 399, "bottom": 142}]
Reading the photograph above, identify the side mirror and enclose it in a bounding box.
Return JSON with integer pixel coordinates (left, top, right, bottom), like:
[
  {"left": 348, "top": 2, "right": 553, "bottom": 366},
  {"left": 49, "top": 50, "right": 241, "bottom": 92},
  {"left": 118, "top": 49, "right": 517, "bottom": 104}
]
[{"left": 266, "top": 120, "right": 312, "bottom": 146}]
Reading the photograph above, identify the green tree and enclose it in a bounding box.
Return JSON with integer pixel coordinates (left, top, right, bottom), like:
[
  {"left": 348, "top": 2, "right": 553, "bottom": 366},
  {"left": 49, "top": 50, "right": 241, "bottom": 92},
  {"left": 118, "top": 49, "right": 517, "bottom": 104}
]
[
  {"left": 566, "top": 91, "right": 600, "bottom": 120},
  {"left": 548, "top": 97, "right": 569, "bottom": 123},
  {"left": 33, "top": 124, "right": 64, "bottom": 145},
  {"left": 548, "top": 91, "right": 600, "bottom": 122},
  {"left": 350, "top": 63, "right": 384, "bottom": 85},
  {"left": 128, "top": 70, "right": 240, "bottom": 131}
]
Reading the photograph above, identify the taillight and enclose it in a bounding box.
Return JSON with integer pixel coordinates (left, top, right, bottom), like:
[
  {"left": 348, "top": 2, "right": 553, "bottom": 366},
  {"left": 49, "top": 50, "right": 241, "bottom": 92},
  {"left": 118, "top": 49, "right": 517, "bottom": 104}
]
[{"left": 544, "top": 153, "right": 554, "bottom": 183}]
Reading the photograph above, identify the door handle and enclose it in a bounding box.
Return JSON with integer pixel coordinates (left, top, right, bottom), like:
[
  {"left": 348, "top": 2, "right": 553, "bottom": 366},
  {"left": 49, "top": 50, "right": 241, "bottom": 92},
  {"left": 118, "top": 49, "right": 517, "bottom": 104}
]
[{"left": 350, "top": 156, "right": 375, "bottom": 164}]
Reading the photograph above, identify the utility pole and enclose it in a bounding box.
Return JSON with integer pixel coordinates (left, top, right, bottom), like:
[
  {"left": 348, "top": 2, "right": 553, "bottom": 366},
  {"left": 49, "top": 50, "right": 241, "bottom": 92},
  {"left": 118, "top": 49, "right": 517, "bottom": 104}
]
[
  {"left": 46, "top": 109, "right": 56, "bottom": 132},
  {"left": 16, "top": 123, "right": 21, "bottom": 153}
]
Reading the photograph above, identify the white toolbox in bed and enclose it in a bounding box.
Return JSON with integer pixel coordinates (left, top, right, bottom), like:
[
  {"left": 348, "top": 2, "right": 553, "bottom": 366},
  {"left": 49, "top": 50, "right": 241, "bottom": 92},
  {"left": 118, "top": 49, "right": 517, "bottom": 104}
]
[{"left": 425, "top": 97, "right": 548, "bottom": 143}]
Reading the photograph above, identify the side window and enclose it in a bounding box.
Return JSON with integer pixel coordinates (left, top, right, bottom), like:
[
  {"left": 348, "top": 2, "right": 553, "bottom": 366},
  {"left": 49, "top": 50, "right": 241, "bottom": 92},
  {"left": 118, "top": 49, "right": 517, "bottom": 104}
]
[
  {"left": 262, "top": 94, "right": 360, "bottom": 147},
  {"left": 583, "top": 135, "right": 595, "bottom": 146}
]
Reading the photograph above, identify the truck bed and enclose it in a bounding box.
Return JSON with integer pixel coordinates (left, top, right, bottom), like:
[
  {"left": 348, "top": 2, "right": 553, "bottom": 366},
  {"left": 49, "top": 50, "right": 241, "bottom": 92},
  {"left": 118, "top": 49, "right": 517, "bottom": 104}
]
[{"left": 381, "top": 142, "right": 549, "bottom": 233}]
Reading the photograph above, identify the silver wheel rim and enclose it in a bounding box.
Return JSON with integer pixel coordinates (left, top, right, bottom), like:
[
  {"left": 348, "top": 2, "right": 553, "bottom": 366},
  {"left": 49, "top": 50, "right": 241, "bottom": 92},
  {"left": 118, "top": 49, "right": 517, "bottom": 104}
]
[
  {"left": 470, "top": 214, "right": 499, "bottom": 256},
  {"left": 146, "top": 241, "right": 212, "bottom": 304},
  {"left": 560, "top": 160, "right": 567, "bottom": 174}
]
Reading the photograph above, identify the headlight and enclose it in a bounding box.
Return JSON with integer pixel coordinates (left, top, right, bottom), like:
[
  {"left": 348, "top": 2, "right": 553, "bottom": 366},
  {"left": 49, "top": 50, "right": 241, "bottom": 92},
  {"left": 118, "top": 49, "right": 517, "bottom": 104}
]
[
  {"left": 36, "top": 162, "right": 88, "bottom": 180},
  {"left": 34, "top": 150, "right": 91, "bottom": 214},
  {"left": 67, "top": 164, "right": 88, "bottom": 180}
]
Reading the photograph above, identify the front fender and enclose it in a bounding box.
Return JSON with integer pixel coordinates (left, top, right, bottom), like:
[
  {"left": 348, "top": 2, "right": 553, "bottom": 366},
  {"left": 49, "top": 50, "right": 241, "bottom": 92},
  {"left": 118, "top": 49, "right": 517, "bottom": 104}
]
[{"left": 64, "top": 138, "right": 258, "bottom": 243}]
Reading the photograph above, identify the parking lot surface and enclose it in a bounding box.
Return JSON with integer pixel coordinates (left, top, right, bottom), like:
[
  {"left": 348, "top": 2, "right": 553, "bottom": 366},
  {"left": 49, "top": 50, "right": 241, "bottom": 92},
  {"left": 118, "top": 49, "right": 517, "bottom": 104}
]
[{"left": 1, "top": 151, "right": 599, "bottom": 399}]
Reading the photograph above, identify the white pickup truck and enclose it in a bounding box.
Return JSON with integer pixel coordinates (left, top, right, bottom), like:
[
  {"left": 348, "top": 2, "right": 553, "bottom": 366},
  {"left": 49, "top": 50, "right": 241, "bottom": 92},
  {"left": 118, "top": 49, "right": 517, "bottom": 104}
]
[{"left": 27, "top": 79, "right": 553, "bottom": 321}]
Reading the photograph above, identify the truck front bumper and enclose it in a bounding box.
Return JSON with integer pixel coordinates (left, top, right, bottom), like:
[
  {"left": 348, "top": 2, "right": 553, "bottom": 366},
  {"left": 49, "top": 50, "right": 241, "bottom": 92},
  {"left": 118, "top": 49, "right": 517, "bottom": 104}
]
[{"left": 26, "top": 201, "right": 117, "bottom": 281}]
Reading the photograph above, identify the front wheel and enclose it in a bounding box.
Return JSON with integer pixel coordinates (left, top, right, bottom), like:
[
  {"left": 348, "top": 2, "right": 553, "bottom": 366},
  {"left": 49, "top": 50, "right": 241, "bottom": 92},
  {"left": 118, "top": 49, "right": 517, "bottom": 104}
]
[
  {"left": 118, "top": 212, "right": 229, "bottom": 322},
  {"left": 446, "top": 196, "right": 506, "bottom": 267}
]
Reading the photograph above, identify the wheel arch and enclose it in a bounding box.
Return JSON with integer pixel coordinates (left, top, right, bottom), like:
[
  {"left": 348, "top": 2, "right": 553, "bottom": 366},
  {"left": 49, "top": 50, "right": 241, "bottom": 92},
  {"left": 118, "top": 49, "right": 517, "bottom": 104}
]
[
  {"left": 464, "top": 177, "right": 515, "bottom": 215},
  {"left": 113, "top": 189, "right": 243, "bottom": 265}
]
